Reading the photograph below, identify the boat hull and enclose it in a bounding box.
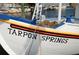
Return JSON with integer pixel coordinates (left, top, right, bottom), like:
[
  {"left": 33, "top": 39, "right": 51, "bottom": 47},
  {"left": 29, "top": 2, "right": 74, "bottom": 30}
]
[{"left": 0, "top": 20, "right": 79, "bottom": 55}]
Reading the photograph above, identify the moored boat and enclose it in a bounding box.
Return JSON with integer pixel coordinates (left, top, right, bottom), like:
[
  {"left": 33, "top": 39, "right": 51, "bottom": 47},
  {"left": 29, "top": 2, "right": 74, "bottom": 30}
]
[{"left": 0, "top": 3, "right": 79, "bottom": 55}]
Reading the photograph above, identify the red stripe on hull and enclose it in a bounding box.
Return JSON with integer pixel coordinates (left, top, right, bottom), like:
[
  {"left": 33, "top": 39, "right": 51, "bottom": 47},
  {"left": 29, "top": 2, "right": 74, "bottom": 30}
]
[{"left": 10, "top": 24, "right": 79, "bottom": 39}]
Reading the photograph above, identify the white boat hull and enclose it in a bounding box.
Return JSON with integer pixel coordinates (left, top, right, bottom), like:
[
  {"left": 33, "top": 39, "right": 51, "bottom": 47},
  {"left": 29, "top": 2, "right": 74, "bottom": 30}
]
[{"left": 0, "top": 20, "right": 79, "bottom": 55}]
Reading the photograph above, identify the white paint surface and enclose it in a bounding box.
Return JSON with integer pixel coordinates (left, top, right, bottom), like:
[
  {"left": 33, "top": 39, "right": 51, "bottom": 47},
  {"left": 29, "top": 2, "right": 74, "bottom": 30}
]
[{"left": 0, "top": 22, "right": 79, "bottom": 55}]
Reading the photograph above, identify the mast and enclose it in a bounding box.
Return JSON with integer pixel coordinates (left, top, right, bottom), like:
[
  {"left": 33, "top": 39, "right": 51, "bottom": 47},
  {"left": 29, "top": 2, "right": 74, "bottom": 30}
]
[{"left": 58, "top": 3, "right": 62, "bottom": 21}]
